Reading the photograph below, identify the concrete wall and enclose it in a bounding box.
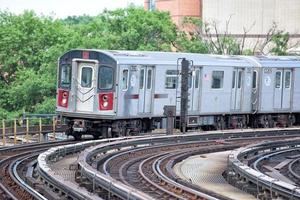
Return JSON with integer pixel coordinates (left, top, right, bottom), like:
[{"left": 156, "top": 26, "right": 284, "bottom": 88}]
[{"left": 202, "top": 0, "right": 300, "bottom": 35}]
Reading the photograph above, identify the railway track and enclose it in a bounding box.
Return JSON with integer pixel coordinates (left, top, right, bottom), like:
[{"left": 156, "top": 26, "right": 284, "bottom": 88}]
[
  {"left": 102, "top": 141, "right": 238, "bottom": 200},
  {"left": 0, "top": 128, "right": 298, "bottom": 200},
  {"left": 0, "top": 140, "right": 76, "bottom": 200},
  {"left": 71, "top": 128, "right": 300, "bottom": 200},
  {"left": 288, "top": 158, "right": 300, "bottom": 184},
  {"left": 229, "top": 139, "right": 300, "bottom": 199}
]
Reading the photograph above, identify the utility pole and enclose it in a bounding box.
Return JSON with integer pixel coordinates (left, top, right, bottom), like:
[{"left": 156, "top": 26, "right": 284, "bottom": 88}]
[{"left": 180, "top": 58, "right": 189, "bottom": 134}]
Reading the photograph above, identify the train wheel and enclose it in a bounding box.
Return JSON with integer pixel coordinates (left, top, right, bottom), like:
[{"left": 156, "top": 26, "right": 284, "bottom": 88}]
[
  {"left": 93, "top": 134, "right": 99, "bottom": 140},
  {"left": 73, "top": 132, "right": 82, "bottom": 141},
  {"left": 112, "top": 131, "right": 119, "bottom": 138},
  {"left": 100, "top": 127, "right": 109, "bottom": 138}
]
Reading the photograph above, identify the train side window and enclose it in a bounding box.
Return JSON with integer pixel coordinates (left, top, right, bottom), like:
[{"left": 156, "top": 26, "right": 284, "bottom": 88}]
[
  {"left": 60, "top": 64, "right": 71, "bottom": 88},
  {"left": 147, "top": 69, "right": 152, "bottom": 89},
  {"left": 81, "top": 67, "right": 93, "bottom": 88},
  {"left": 232, "top": 71, "right": 236, "bottom": 88},
  {"left": 98, "top": 66, "right": 113, "bottom": 90},
  {"left": 195, "top": 70, "right": 200, "bottom": 88},
  {"left": 285, "top": 71, "right": 291, "bottom": 88},
  {"left": 252, "top": 71, "right": 257, "bottom": 89},
  {"left": 122, "top": 69, "right": 129, "bottom": 90},
  {"left": 211, "top": 71, "right": 224, "bottom": 89},
  {"left": 238, "top": 71, "right": 243, "bottom": 89},
  {"left": 275, "top": 71, "right": 281, "bottom": 88},
  {"left": 140, "top": 69, "right": 145, "bottom": 89},
  {"left": 165, "top": 70, "right": 178, "bottom": 89}
]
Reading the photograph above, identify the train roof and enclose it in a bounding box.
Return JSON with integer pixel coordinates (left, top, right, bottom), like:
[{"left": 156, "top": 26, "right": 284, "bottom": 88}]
[
  {"left": 251, "top": 55, "right": 300, "bottom": 68},
  {"left": 75, "top": 49, "right": 300, "bottom": 68},
  {"left": 98, "top": 50, "right": 254, "bottom": 67}
]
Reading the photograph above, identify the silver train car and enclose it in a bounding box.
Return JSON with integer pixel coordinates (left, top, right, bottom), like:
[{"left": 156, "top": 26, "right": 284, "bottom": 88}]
[{"left": 56, "top": 49, "right": 300, "bottom": 139}]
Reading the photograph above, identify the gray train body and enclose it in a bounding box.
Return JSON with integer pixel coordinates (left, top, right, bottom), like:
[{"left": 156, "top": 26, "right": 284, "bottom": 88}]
[{"left": 56, "top": 50, "right": 300, "bottom": 139}]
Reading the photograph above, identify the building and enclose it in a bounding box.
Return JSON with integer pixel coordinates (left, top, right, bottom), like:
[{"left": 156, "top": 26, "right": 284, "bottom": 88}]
[
  {"left": 144, "top": 0, "right": 202, "bottom": 26},
  {"left": 144, "top": 0, "right": 300, "bottom": 52}
]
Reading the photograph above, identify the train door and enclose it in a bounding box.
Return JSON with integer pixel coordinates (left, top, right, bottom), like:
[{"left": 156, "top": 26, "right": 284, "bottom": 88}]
[
  {"left": 231, "top": 68, "right": 244, "bottom": 111},
  {"left": 188, "top": 68, "right": 201, "bottom": 112},
  {"left": 274, "top": 69, "right": 292, "bottom": 109},
  {"left": 138, "top": 66, "right": 154, "bottom": 113},
  {"left": 76, "top": 63, "right": 96, "bottom": 112}
]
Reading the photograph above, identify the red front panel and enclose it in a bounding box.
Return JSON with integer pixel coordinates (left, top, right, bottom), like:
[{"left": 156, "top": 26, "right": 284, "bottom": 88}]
[
  {"left": 57, "top": 90, "right": 69, "bottom": 108},
  {"left": 99, "top": 92, "right": 114, "bottom": 110}
]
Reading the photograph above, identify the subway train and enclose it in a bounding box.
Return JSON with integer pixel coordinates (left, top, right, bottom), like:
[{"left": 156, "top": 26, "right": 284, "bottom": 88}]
[{"left": 56, "top": 49, "right": 300, "bottom": 139}]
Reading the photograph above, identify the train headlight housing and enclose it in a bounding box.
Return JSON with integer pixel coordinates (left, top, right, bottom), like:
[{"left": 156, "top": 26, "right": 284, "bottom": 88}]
[
  {"left": 58, "top": 90, "right": 69, "bottom": 108},
  {"left": 99, "top": 93, "right": 113, "bottom": 110}
]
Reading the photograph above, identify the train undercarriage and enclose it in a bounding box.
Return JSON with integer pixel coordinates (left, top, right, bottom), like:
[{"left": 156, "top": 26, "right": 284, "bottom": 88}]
[{"left": 64, "top": 113, "right": 299, "bottom": 140}]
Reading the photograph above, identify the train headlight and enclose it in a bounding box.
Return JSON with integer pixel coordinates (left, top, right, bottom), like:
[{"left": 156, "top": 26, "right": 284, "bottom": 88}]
[{"left": 103, "top": 101, "right": 108, "bottom": 107}]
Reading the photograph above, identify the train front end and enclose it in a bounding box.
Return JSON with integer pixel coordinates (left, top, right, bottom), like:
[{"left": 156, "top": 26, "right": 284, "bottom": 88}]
[{"left": 56, "top": 50, "right": 116, "bottom": 139}]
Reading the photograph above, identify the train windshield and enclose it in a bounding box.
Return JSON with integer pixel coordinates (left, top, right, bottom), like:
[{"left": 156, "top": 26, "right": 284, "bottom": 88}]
[
  {"left": 98, "top": 66, "right": 113, "bottom": 90},
  {"left": 60, "top": 64, "right": 71, "bottom": 88}
]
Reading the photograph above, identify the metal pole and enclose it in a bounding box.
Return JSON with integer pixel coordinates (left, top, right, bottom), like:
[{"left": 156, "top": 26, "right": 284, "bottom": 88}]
[
  {"left": 14, "top": 119, "right": 17, "bottom": 145},
  {"left": 2, "top": 120, "right": 5, "bottom": 146},
  {"left": 180, "top": 58, "right": 190, "bottom": 134},
  {"left": 39, "top": 118, "right": 42, "bottom": 143},
  {"left": 53, "top": 117, "right": 56, "bottom": 141},
  {"left": 26, "top": 118, "right": 29, "bottom": 143}
]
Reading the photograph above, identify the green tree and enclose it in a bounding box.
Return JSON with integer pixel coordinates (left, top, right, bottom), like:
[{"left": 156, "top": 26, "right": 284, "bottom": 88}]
[{"left": 270, "top": 31, "right": 290, "bottom": 55}]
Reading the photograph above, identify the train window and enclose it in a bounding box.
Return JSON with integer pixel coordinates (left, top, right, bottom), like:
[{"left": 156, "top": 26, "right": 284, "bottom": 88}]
[
  {"left": 60, "top": 64, "right": 71, "bottom": 88},
  {"left": 147, "top": 69, "right": 152, "bottom": 89},
  {"left": 232, "top": 71, "right": 236, "bottom": 88},
  {"left": 122, "top": 69, "right": 129, "bottom": 90},
  {"left": 238, "top": 71, "right": 243, "bottom": 89},
  {"left": 195, "top": 70, "right": 200, "bottom": 89},
  {"left": 98, "top": 66, "right": 113, "bottom": 90},
  {"left": 285, "top": 71, "right": 291, "bottom": 88},
  {"left": 252, "top": 71, "right": 257, "bottom": 89},
  {"left": 211, "top": 71, "right": 224, "bottom": 89},
  {"left": 140, "top": 69, "right": 145, "bottom": 89},
  {"left": 275, "top": 71, "right": 282, "bottom": 88},
  {"left": 165, "top": 70, "right": 178, "bottom": 89},
  {"left": 81, "top": 67, "right": 93, "bottom": 88}
]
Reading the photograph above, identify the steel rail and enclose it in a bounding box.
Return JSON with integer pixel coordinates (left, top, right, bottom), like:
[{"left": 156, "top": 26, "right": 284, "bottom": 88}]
[
  {"left": 0, "top": 140, "right": 75, "bottom": 200},
  {"left": 10, "top": 152, "right": 48, "bottom": 200},
  {"left": 289, "top": 158, "right": 300, "bottom": 180},
  {"left": 153, "top": 151, "right": 223, "bottom": 200},
  {"left": 253, "top": 147, "right": 300, "bottom": 171},
  {"left": 228, "top": 139, "right": 300, "bottom": 199}
]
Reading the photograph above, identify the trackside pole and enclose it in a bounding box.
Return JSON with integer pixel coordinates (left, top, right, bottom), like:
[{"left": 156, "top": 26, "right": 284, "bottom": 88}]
[
  {"left": 180, "top": 58, "right": 190, "bottom": 134},
  {"left": 2, "top": 119, "right": 5, "bottom": 146},
  {"left": 53, "top": 116, "right": 56, "bottom": 141},
  {"left": 26, "top": 117, "right": 29, "bottom": 143},
  {"left": 39, "top": 118, "right": 42, "bottom": 143},
  {"left": 14, "top": 119, "right": 17, "bottom": 145}
]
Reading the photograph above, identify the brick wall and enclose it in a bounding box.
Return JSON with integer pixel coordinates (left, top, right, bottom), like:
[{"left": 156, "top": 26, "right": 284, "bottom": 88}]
[{"left": 144, "top": 0, "right": 202, "bottom": 26}]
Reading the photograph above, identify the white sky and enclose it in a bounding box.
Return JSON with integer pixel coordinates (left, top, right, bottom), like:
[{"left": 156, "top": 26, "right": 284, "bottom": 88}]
[{"left": 0, "top": 0, "right": 144, "bottom": 18}]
